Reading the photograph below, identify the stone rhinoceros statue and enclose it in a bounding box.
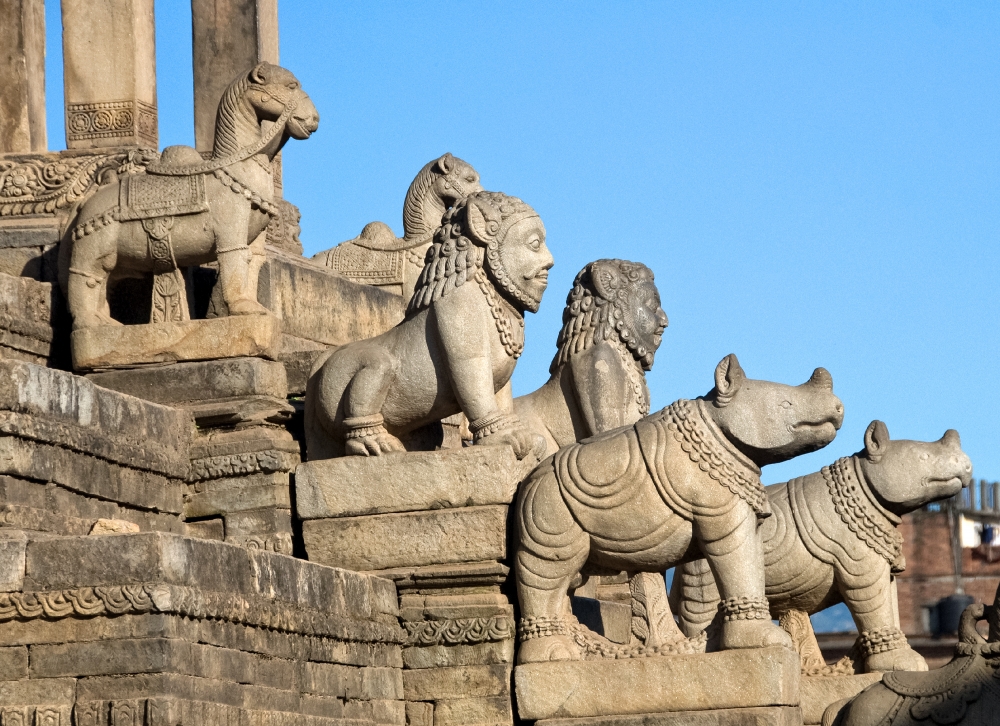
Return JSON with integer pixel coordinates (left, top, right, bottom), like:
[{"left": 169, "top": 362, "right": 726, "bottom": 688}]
[
  {"left": 824, "top": 583, "right": 1000, "bottom": 726},
  {"left": 514, "top": 353, "right": 845, "bottom": 663},
  {"left": 672, "top": 420, "right": 973, "bottom": 673}
]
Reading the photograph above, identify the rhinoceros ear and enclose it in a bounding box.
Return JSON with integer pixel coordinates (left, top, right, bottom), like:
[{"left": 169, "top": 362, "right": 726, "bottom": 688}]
[
  {"left": 714, "top": 354, "right": 745, "bottom": 405},
  {"left": 864, "top": 420, "right": 891, "bottom": 461}
]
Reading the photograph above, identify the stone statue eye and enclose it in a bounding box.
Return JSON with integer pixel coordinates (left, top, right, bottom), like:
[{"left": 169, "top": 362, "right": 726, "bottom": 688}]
[
  {"left": 528, "top": 238, "right": 540, "bottom": 250},
  {"left": 781, "top": 401, "right": 792, "bottom": 409}
]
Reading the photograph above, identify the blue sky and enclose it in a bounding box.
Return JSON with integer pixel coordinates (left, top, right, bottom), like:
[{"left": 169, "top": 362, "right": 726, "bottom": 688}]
[{"left": 43, "top": 2, "right": 999, "bottom": 630}]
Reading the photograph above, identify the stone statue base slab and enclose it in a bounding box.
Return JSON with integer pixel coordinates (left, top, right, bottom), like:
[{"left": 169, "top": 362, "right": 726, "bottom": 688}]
[
  {"left": 71, "top": 314, "right": 281, "bottom": 370},
  {"left": 296, "top": 446, "right": 532, "bottom": 519},
  {"left": 303, "top": 504, "right": 509, "bottom": 572},
  {"left": 536, "top": 706, "right": 803, "bottom": 726},
  {"left": 514, "top": 647, "right": 800, "bottom": 721},
  {"left": 800, "top": 673, "right": 882, "bottom": 725}
]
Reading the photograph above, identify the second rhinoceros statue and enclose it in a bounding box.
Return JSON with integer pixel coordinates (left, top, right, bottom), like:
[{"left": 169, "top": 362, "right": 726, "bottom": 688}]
[
  {"left": 514, "top": 353, "right": 844, "bottom": 663},
  {"left": 672, "top": 420, "right": 973, "bottom": 673}
]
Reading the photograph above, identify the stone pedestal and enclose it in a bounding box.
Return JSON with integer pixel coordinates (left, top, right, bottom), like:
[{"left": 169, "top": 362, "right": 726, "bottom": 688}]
[
  {"left": 61, "top": 0, "right": 157, "bottom": 149},
  {"left": 514, "top": 647, "right": 801, "bottom": 722},
  {"left": 0, "top": 0, "right": 46, "bottom": 154},
  {"left": 535, "top": 708, "right": 803, "bottom": 726},
  {"left": 0, "top": 361, "right": 191, "bottom": 537},
  {"left": 88, "top": 357, "right": 300, "bottom": 552},
  {"left": 800, "top": 673, "right": 881, "bottom": 725},
  {"left": 0, "top": 532, "right": 405, "bottom": 724},
  {"left": 297, "top": 447, "right": 535, "bottom": 726},
  {"left": 71, "top": 314, "right": 281, "bottom": 371}
]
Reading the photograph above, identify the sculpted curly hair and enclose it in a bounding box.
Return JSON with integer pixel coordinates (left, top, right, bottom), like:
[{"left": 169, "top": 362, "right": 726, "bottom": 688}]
[
  {"left": 551, "top": 259, "right": 657, "bottom": 374},
  {"left": 407, "top": 191, "right": 539, "bottom": 314}
]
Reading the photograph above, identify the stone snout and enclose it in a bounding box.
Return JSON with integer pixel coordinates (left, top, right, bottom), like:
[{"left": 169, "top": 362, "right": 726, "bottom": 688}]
[{"left": 858, "top": 421, "right": 973, "bottom": 515}]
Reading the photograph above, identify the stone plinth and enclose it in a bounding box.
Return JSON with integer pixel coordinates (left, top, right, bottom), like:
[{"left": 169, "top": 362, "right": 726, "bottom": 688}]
[
  {"left": 0, "top": 0, "right": 46, "bottom": 154},
  {"left": 71, "top": 314, "right": 281, "bottom": 371},
  {"left": 800, "top": 673, "right": 881, "bottom": 725},
  {"left": 296, "top": 446, "right": 531, "bottom": 519},
  {"left": 0, "top": 272, "right": 68, "bottom": 366},
  {"left": 0, "top": 361, "right": 191, "bottom": 536},
  {"left": 0, "top": 533, "right": 405, "bottom": 724},
  {"left": 535, "top": 707, "right": 803, "bottom": 726},
  {"left": 60, "top": 0, "right": 157, "bottom": 149},
  {"left": 514, "top": 647, "right": 800, "bottom": 721}
]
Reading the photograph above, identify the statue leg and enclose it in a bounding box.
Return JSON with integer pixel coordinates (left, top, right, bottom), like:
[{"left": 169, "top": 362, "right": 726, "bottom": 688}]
[
  {"left": 671, "top": 558, "right": 722, "bottom": 638},
  {"left": 339, "top": 347, "right": 405, "bottom": 456},
  {"left": 515, "top": 463, "right": 590, "bottom": 663},
  {"left": 67, "top": 227, "right": 119, "bottom": 330},
  {"left": 216, "top": 222, "right": 269, "bottom": 316},
  {"left": 695, "top": 502, "right": 792, "bottom": 650},
  {"left": 843, "top": 570, "right": 926, "bottom": 672}
]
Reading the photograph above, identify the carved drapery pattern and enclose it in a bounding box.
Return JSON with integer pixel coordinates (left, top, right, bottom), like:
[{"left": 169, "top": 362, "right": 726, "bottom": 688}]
[
  {"left": 0, "top": 584, "right": 403, "bottom": 644},
  {"left": 404, "top": 616, "right": 515, "bottom": 646},
  {"left": 0, "top": 706, "right": 70, "bottom": 726}
]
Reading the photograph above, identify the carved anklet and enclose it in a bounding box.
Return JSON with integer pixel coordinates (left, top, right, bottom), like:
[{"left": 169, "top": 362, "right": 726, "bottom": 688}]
[
  {"left": 858, "top": 626, "right": 907, "bottom": 656},
  {"left": 518, "top": 616, "right": 572, "bottom": 640},
  {"left": 343, "top": 414, "right": 387, "bottom": 440},
  {"left": 719, "top": 596, "right": 772, "bottom": 621},
  {"left": 469, "top": 411, "right": 520, "bottom": 443}
]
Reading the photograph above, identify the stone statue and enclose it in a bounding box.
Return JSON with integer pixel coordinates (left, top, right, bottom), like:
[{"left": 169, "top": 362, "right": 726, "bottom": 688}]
[
  {"left": 673, "top": 420, "right": 973, "bottom": 673},
  {"left": 62, "top": 62, "right": 319, "bottom": 329},
  {"left": 313, "top": 153, "right": 482, "bottom": 298},
  {"left": 824, "top": 583, "right": 1000, "bottom": 726},
  {"left": 514, "top": 259, "right": 668, "bottom": 458},
  {"left": 514, "top": 353, "right": 844, "bottom": 663},
  {"left": 305, "top": 191, "right": 553, "bottom": 460}
]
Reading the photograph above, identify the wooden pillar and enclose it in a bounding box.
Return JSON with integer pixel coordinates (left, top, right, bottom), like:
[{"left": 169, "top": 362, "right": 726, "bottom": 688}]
[
  {"left": 192, "top": 0, "right": 280, "bottom": 189},
  {"left": 61, "top": 0, "right": 158, "bottom": 149},
  {"left": 0, "top": 0, "right": 46, "bottom": 153}
]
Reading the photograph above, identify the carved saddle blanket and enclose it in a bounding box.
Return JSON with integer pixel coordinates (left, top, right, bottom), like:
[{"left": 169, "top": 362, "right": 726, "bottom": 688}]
[{"left": 315, "top": 221, "right": 429, "bottom": 288}]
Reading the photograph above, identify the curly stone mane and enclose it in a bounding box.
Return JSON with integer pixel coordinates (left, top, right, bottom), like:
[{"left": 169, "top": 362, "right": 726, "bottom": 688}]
[
  {"left": 551, "top": 259, "right": 656, "bottom": 374},
  {"left": 407, "top": 191, "right": 537, "bottom": 314}
]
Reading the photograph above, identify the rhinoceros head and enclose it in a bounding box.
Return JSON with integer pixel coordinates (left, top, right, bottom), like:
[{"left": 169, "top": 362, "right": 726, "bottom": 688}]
[
  {"left": 856, "top": 420, "right": 972, "bottom": 515},
  {"left": 704, "top": 354, "right": 844, "bottom": 467}
]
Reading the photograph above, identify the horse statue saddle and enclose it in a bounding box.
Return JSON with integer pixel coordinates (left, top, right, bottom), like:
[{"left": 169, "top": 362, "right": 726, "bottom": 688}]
[
  {"left": 315, "top": 221, "right": 411, "bottom": 286},
  {"left": 118, "top": 145, "right": 209, "bottom": 222}
]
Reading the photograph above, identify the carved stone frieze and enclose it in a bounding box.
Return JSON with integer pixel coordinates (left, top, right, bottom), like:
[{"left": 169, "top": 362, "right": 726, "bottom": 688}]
[
  {"left": 65, "top": 99, "right": 157, "bottom": 147},
  {"left": 188, "top": 449, "right": 298, "bottom": 482},
  {"left": 404, "top": 616, "right": 515, "bottom": 646},
  {"left": 0, "top": 706, "right": 70, "bottom": 726}
]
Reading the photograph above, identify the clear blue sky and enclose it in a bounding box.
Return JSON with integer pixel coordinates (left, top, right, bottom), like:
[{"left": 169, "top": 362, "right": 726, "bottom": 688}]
[{"left": 43, "top": 4, "right": 999, "bottom": 630}]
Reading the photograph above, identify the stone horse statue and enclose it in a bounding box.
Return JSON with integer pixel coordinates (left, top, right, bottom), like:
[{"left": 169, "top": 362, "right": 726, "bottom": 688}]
[
  {"left": 313, "top": 153, "right": 482, "bottom": 299},
  {"left": 62, "top": 62, "right": 319, "bottom": 330}
]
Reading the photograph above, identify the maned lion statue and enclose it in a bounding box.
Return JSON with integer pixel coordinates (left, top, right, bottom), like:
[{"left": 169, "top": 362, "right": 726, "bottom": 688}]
[
  {"left": 514, "top": 259, "right": 668, "bottom": 458},
  {"left": 672, "top": 420, "right": 972, "bottom": 673},
  {"left": 313, "top": 153, "right": 482, "bottom": 299},
  {"left": 62, "top": 62, "right": 319, "bottom": 330},
  {"left": 305, "top": 191, "right": 553, "bottom": 460},
  {"left": 514, "top": 354, "right": 845, "bottom": 663}
]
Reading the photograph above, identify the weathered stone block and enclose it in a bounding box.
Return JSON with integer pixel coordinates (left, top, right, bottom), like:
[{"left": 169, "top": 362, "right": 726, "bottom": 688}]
[
  {"left": 433, "top": 695, "right": 512, "bottom": 726},
  {"left": 0, "top": 677, "right": 75, "bottom": 705},
  {"left": 0, "top": 530, "right": 26, "bottom": 591},
  {"left": 0, "top": 272, "right": 65, "bottom": 364},
  {"left": 403, "top": 664, "right": 511, "bottom": 701},
  {"left": 184, "top": 474, "right": 291, "bottom": 518},
  {"left": 514, "top": 647, "right": 800, "bottom": 721},
  {"left": 71, "top": 314, "right": 281, "bottom": 371},
  {"left": 302, "top": 506, "right": 509, "bottom": 572},
  {"left": 406, "top": 701, "right": 434, "bottom": 726},
  {"left": 536, "top": 707, "right": 804, "bottom": 726},
  {"left": 296, "top": 446, "right": 531, "bottom": 519},
  {"left": 570, "top": 596, "right": 633, "bottom": 645},
  {"left": 402, "top": 641, "right": 515, "bottom": 671},
  {"left": 0, "top": 645, "right": 28, "bottom": 680},
  {"left": 800, "top": 673, "right": 882, "bottom": 725},
  {"left": 0, "top": 360, "right": 192, "bottom": 477}
]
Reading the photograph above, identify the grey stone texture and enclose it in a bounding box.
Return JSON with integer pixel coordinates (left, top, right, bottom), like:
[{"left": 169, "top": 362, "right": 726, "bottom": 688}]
[
  {"left": 536, "top": 708, "right": 804, "bottom": 726},
  {"left": 0, "top": 0, "right": 46, "bottom": 154},
  {"left": 60, "top": 0, "right": 157, "bottom": 149},
  {"left": 0, "top": 272, "right": 68, "bottom": 365}
]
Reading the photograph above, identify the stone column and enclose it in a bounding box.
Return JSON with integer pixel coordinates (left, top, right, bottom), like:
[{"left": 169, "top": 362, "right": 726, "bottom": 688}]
[
  {"left": 192, "top": 0, "right": 280, "bottom": 188},
  {"left": 61, "top": 0, "right": 157, "bottom": 149},
  {"left": 0, "top": 0, "right": 46, "bottom": 153}
]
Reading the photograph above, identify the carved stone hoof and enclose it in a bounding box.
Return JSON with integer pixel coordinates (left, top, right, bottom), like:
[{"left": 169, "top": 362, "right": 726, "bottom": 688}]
[
  {"left": 517, "top": 635, "right": 581, "bottom": 664},
  {"left": 720, "top": 620, "right": 793, "bottom": 650},
  {"left": 227, "top": 299, "right": 270, "bottom": 316},
  {"left": 864, "top": 646, "right": 928, "bottom": 673},
  {"left": 344, "top": 430, "right": 405, "bottom": 456}
]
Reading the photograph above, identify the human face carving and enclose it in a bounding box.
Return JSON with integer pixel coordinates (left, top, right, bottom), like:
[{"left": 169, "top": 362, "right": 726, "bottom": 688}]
[
  {"left": 631, "top": 281, "right": 668, "bottom": 362},
  {"left": 496, "top": 217, "right": 554, "bottom": 312}
]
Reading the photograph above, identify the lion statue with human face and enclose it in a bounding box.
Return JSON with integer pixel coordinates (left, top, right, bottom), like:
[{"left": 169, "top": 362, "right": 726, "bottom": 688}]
[
  {"left": 305, "top": 191, "right": 554, "bottom": 461},
  {"left": 514, "top": 259, "right": 668, "bottom": 457}
]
